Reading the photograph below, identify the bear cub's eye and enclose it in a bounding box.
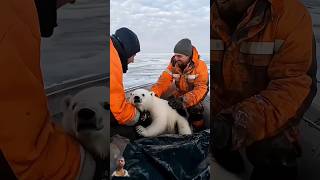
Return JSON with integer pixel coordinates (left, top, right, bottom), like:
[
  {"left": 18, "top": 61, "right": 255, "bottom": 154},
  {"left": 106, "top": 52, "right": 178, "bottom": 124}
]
[{"left": 142, "top": 94, "right": 145, "bottom": 97}]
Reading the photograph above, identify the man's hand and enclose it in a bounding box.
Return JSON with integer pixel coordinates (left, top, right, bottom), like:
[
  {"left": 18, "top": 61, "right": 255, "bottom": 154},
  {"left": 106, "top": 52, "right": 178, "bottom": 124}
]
[
  {"left": 168, "top": 96, "right": 187, "bottom": 117},
  {"left": 139, "top": 111, "right": 151, "bottom": 122},
  {"left": 212, "top": 113, "right": 234, "bottom": 150},
  {"left": 57, "top": 0, "right": 76, "bottom": 8},
  {"left": 168, "top": 96, "right": 184, "bottom": 110}
]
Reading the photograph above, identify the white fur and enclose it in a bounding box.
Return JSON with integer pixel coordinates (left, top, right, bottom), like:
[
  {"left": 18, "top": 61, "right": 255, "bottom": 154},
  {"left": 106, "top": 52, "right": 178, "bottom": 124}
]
[
  {"left": 62, "top": 86, "right": 109, "bottom": 160},
  {"left": 129, "top": 89, "right": 192, "bottom": 137}
]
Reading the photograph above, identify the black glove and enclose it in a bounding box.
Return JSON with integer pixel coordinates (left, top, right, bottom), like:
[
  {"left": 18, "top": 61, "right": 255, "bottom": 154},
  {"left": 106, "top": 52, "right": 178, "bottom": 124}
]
[
  {"left": 212, "top": 113, "right": 234, "bottom": 151},
  {"left": 34, "top": 0, "right": 57, "bottom": 37},
  {"left": 168, "top": 97, "right": 188, "bottom": 117},
  {"left": 168, "top": 97, "right": 184, "bottom": 110},
  {"left": 139, "top": 111, "right": 151, "bottom": 122},
  {"left": 212, "top": 113, "right": 250, "bottom": 174}
]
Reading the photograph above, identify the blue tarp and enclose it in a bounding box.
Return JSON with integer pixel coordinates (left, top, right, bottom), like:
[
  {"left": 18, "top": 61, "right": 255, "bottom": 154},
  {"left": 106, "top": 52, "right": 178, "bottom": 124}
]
[{"left": 117, "top": 130, "right": 210, "bottom": 180}]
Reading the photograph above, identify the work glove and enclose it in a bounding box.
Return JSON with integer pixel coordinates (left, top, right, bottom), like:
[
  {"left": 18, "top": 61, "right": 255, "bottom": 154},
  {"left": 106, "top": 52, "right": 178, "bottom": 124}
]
[
  {"left": 212, "top": 113, "right": 234, "bottom": 151},
  {"left": 139, "top": 111, "right": 151, "bottom": 122},
  {"left": 168, "top": 96, "right": 184, "bottom": 110},
  {"left": 168, "top": 96, "right": 187, "bottom": 117},
  {"left": 211, "top": 113, "right": 247, "bottom": 173},
  {"left": 34, "top": 0, "right": 57, "bottom": 37},
  {"left": 57, "top": 0, "right": 76, "bottom": 8}
]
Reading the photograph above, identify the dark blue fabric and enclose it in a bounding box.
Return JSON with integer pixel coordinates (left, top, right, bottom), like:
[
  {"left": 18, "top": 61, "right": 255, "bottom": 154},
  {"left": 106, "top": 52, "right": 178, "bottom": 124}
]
[{"left": 122, "top": 131, "right": 210, "bottom": 180}]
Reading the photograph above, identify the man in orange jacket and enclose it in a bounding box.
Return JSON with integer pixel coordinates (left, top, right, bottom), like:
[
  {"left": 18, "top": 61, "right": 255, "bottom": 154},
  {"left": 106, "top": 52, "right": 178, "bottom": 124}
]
[
  {"left": 110, "top": 27, "right": 149, "bottom": 140},
  {"left": 0, "top": 0, "right": 96, "bottom": 179},
  {"left": 211, "top": 0, "right": 317, "bottom": 179},
  {"left": 151, "top": 38, "right": 209, "bottom": 131}
]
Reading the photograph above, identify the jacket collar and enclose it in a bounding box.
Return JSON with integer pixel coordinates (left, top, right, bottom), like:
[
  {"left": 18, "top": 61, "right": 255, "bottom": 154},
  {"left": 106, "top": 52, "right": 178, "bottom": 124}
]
[{"left": 212, "top": 0, "right": 272, "bottom": 44}]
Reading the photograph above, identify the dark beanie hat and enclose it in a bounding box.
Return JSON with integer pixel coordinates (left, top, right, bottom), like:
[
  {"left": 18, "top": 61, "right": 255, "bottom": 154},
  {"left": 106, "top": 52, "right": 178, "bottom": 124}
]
[
  {"left": 114, "top": 27, "right": 140, "bottom": 59},
  {"left": 174, "top": 38, "right": 192, "bottom": 57}
]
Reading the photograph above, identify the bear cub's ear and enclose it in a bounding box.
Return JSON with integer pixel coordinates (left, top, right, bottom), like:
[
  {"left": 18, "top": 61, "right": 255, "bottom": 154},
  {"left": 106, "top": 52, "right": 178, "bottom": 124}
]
[{"left": 63, "top": 95, "right": 72, "bottom": 109}]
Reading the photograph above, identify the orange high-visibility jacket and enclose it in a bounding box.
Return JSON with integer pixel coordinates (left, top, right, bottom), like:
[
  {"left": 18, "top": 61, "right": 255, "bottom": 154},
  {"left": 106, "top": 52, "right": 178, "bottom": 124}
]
[
  {"left": 0, "top": 1, "right": 81, "bottom": 179},
  {"left": 110, "top": 40, "right": 139, "bottom": 125},
  {"left": 211, "top": 0, "right": 317, "bottom": 148},
  {"left": 151, "top": 47, "right": 209, "bottom": 108}
]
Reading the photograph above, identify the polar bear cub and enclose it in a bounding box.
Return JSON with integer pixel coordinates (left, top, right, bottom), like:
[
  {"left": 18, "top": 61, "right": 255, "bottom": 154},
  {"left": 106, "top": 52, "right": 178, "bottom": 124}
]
[
  {"left": 129, "top": 89, "right": 192, "bottom": 137},
  {"left": 62, "top": 86, "right": 109, "bottom": 159}
]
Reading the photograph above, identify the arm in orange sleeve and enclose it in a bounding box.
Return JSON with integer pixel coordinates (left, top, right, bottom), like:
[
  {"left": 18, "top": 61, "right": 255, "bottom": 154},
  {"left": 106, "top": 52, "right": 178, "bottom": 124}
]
[
  {"left": 110, "top": 41, "right": 140, "bottom": 125},
  {"left": 151, "top": 63, "right": 174, "bottom": 97},
  {"left": 231, "top": 8, "right": 315, "bottom": 148},
  {"left": 0, "top": 1, "right": 95, "bottom": 179},
  {"left": 183, "top": 61, "right": 209, "bottom": 108}
]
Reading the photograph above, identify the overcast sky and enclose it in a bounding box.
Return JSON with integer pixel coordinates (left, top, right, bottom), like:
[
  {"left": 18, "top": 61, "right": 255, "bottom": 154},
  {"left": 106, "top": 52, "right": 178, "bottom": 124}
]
[{"left": 110, "top": 0, "right": 210, "bottom": 53}]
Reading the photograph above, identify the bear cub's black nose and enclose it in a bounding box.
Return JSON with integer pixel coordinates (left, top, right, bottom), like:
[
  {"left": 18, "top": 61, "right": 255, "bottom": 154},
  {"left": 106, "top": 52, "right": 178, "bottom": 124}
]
[
  {"left": 77, "top": 108, "right": 98, "bottom": 131},
  {"left": 78, "top": 108, "right": 95, "bottom": 120},
  {"left": 134, "top": 96, "right": 141, "bottom": 103}
]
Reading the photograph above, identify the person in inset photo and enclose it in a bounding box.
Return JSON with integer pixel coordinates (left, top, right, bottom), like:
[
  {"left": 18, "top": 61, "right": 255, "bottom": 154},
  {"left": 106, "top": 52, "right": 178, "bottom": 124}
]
[{"left": 111, "top": 157, "right": 130, "bottom": 177}]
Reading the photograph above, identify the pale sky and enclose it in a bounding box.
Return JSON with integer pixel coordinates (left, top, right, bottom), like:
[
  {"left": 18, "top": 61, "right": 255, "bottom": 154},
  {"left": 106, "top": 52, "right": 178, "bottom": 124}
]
[{"left": 110, "top": 0, "right": 210, "bottom": 53}]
